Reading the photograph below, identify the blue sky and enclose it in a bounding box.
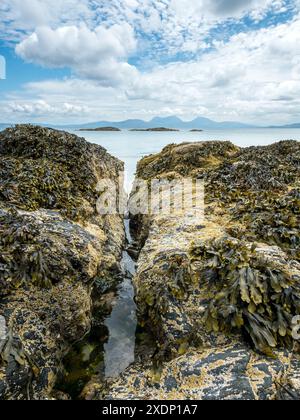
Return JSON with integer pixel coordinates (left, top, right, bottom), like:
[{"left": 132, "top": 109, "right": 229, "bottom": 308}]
[{"left": 0, "top": 0, "right": 300, "bottom": 124}]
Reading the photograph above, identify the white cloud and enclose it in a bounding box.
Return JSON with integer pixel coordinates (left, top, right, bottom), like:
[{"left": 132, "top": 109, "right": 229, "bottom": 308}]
[
  {"left": 124, "top": 16, "right": 300, "bottom": 123},
  {"left": 2, "top": 0, "right": 294, "bottom": 56},
  {"left": 1, "top": 1, "right": 300, "bottom": 124},
  {"left": 0, "top": 0, "right": 93, "bottom": 38},
  {"left": 15, "top": 23, "right": 138, "bottom": 86},
  {"left": 15, "top": 14, "right": 297, "bottom": 125},
  {"left": 170, "top": 0, "right": 282, "bottom": 19},
  {"left": 7, "top": 100, "right": 90, "bottom": 117}
]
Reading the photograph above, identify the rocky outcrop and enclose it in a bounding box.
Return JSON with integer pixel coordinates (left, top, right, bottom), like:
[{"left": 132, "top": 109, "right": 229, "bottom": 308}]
[
  {"left": 103, "top": 345, "right": 299, "bottom": 400},
  {"left": 130, "top": 128, "right": 180, "bottom": 132},
  {"left": 102, "top": 140, "right": 300, "bottom": 400},
  {"left": 0, "top": 125, "right": 124, "bottom": 399},
  {"left": 79, "top": 127, "right": 121, "bottom": 132}
]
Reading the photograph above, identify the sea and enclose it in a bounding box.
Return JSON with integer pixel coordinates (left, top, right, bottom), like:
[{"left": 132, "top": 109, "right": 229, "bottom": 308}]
[{"left": 66, "top": 128, "right": 300, "bottom": 190}]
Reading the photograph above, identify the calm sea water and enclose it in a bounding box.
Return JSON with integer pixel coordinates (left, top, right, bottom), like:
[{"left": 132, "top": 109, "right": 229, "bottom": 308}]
[{"left": 68, "top": 128, "right": 300, "bottom": 189}]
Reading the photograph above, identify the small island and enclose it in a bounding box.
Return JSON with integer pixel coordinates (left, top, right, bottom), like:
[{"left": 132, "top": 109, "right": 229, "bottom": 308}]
[
  {"left": 189, "top": 129, "right": 203, "bottom": 132},
  {"left": 130, "top": 127, "right": 180, "bottom": 132},
  {"left": 78, "top": 127, "right": 121, "bottom": 132}
]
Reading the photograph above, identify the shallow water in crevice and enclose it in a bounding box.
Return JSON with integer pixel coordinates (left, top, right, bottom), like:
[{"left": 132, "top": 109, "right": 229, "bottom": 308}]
[
  {"left": 55, "top": 219, "right": 137, "bottom": 399},
  {"left": 103, "top": 219, "right": 137, "bottom": 378}
]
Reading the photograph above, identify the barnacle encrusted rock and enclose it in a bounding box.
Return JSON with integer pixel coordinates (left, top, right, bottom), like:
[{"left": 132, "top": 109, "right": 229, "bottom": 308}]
[
  {"left": 131, "top": 141, "right": 300, "bottom": 355},
  {"left": 104, "top": 140, "right": 300, "bottom": 400},
  {"left": 0, "top": 124, "right": 123, "bottom": 222},
  {"left": 0, "top": 125, "right": 125, "bottom": 399},
  {"left": 102, "top": 345, "right": 299, "bottom": 400}
]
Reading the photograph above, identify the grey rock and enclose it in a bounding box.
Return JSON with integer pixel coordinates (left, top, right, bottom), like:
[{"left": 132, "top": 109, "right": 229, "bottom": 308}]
[{"left": 0, "top": 126, "right": 125, "bottom": 400}]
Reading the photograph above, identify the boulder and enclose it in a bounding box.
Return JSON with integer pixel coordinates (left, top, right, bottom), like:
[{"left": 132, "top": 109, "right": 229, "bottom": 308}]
[
  {"left": 102, "top": 140, "right": 300, "bottom": 400},
  {"left": 102, "top": 345, "right": 299, "bottom": 400},
  {"left": 0, "top": 125, "right": 124, "bottom": 399}
]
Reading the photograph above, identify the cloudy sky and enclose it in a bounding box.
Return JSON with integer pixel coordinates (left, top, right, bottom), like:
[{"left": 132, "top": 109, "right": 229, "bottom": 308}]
[{"left": 0, "top": 0, "right": 300, "bottom": 124}]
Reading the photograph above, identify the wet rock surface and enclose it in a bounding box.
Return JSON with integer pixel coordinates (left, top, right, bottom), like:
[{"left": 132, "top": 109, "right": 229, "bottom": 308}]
[
  {"left": 0, "top": 125, "right": 125, "bottom": 399},
  {"left": 0, "top": 316, "right": 7, "bottom": 353},
  {"left": 102, "top": 140, "right": 300, "bottom": 400}
]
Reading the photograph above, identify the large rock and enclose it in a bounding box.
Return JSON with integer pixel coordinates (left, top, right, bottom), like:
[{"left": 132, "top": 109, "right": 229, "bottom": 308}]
[
  {"left": 131, "top": 141, "right": 300, "bottom": 356},
  {"left": 0, "top": 126, "right": 125, "bottom": 399},
  {"left": 102, "top": 345, "right": 300, "bottom": 400},
  {"left": 102, "top": 140, "right": 300, "bottom": 400}
]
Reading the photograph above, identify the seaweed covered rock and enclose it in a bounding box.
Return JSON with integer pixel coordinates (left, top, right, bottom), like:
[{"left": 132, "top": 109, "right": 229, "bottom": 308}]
[
  {"left": 110, "top": 139, "right": 300, "bottom": 400},
  {"left": 132, "top": 218, "right": 226, "bottom": 360},
  {"left": 190, "top": 237, "right": 300, "bottom": 355},
  {"left": 205, "top": 141, "right": 300, "bottom": 260},
  {"left": 0, "top": 126, "right": 125, "bottom": 399},
  {"left": 131, "top": 140, "right": 300, "bottom": 354},
  {"left": 136, "top": 141, "right": 239, "bottom": 179},
  {"left": 0, "top": 124, "right": 123, "bottom": 221}
]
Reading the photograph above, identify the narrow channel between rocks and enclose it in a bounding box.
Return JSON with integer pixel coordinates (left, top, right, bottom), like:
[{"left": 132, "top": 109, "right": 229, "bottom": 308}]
[
  {"left": 103, "top": 218, "right": 137, "bottom": 378},
  {"left": 55, "top": 217, "right": 138, "bottom": 399}
]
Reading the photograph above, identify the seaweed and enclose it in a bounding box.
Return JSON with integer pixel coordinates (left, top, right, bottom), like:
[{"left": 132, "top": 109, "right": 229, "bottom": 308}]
[
  {"left": 202, "top": 141, "right": 300, "bottom": 260},
  {"left": 228, "top": 188, "right": 300, "bottom": 260},
  {"left": 0, "top": 125, "right": 123, "bottom": 222},
  {"left": 190, "top": 236, "right": 300, "bottom": 354},
  {"left": 134, "top": 139, "right": 300, "bottom": 358},
  {"left": 136, "top": 141, "right": 239, "bottom": 180},
  {"left": 0, "top": 211, "right": 54, "bottom": 292}
]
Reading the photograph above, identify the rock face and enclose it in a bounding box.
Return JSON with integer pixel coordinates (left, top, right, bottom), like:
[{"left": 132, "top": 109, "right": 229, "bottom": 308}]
[
  {"left": 103, "top": 140, "right": 300, "bottom": 400},
  {"left": 104, "top": 345, "right": 298, "bottom": 400},
  {"left": 0, "top": 125, "right": 125, "bottom": 399}
]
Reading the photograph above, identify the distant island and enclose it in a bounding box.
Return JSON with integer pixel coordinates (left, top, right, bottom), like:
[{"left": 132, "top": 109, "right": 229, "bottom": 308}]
[
  {"left": 130, "top": 127, "right": 180, "bottom": 132},
  {"left": 78, "top": 127, "right": 121, "bottom": 132},
  {"left": 189, "top": 129, "right": 203, "bottom": 132}
]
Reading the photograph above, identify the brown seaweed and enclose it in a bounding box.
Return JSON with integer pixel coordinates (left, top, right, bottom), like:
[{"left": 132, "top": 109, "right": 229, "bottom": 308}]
[{"left": 190, "top": 236, "right": 300, "bottom": 354}]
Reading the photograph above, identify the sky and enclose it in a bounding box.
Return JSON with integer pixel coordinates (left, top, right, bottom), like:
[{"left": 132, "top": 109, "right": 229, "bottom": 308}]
[{"left": 0, "top": 0, "right": 300, "bottom": 125}]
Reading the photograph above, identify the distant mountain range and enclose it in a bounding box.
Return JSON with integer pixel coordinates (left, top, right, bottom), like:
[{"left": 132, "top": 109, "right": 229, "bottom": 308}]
[
  {"left": 268, "top": 123, "right": 300, "bottom": 129},
  {"left": 61, "top": 116, "right": 256, "bottom": 130},
  {"left": 1, "top": 117, "right": 300, "bottom": 131}
]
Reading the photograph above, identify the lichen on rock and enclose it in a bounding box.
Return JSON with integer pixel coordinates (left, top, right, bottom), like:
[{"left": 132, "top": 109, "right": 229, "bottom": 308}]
[
  {"left": 102, "top": 139, "right": 300, "bottom": 400},
  {"left": 0, "top": 125, "right": 125, "bottom": 399},
  {"left": 0, "top": 124, "right": 123, "bottom": 221},
  {"left": 102, "top": 344, "right": 299, "bottom": 401},
  {"left": 131, "top": 140, "right": 300, "bottom": 355}
]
